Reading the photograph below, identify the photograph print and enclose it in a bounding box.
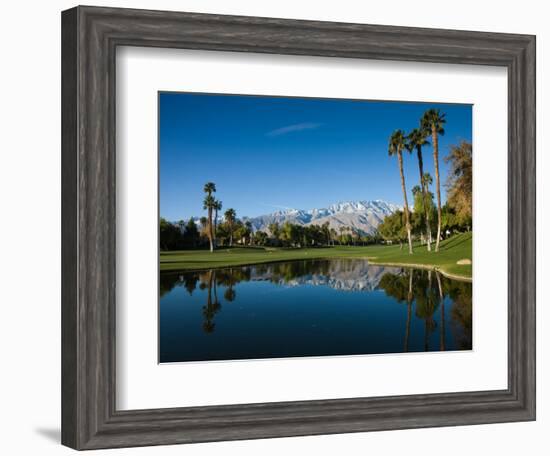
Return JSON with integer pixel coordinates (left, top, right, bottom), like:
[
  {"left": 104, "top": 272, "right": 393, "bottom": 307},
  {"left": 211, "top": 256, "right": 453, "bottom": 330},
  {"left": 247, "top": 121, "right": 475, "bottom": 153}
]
[{"left": 159, "top": 92, "right": 473, "bottom": 363}]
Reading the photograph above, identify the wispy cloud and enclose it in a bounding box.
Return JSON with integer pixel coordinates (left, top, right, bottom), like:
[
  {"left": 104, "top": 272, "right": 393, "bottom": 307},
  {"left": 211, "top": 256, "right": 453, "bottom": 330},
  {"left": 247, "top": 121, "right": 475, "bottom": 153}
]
[
  {"left": 266, "top": 122, "right": 322, "bottom": 137},
  {"left": 260, "top": 203, "right": 295, "bottom": 211}
]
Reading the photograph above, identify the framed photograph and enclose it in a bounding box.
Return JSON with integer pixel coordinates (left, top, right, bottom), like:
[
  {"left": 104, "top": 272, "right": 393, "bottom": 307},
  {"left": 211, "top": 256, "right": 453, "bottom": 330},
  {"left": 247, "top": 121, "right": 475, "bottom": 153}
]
[{"left": 61, "top": 5, "right": 535, "bottom": 450}]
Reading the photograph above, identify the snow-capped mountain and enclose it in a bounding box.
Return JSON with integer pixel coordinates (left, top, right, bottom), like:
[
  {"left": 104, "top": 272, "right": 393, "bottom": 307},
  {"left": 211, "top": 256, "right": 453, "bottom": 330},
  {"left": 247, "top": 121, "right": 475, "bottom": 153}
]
[{"left": 243, "top": 200, "right": 400, "bottom": 235}]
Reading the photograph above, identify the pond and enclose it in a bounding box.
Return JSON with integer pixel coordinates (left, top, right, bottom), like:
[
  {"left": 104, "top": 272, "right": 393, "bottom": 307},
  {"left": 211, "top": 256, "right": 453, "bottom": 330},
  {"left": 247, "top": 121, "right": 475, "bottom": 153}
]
[{"left": 159, "top": 259, "right": 472, "bottom": 363}]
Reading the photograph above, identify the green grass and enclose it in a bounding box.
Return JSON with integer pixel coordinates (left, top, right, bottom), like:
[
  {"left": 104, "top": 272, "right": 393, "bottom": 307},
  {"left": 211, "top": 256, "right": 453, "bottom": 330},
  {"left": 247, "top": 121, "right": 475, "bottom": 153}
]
[
  {"left": 160, "top": 232, "right": 472, "bottom": 280},
  {"left": 364, "top": 232, "right": 472, "bottom": 279}
]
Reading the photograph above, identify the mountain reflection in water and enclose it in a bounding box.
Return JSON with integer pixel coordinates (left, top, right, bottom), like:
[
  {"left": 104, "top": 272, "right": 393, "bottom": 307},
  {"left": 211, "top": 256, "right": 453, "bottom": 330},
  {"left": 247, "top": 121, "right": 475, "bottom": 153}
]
[{"left": 160, "top": 259, "right": 472, "bottom": 363}]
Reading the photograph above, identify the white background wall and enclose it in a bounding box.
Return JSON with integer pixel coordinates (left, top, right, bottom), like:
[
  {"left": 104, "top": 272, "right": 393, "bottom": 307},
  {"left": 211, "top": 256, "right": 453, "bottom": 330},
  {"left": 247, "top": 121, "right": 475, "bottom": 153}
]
[{"left": 0, "top": 1, "right": 546, "bottom": 454}]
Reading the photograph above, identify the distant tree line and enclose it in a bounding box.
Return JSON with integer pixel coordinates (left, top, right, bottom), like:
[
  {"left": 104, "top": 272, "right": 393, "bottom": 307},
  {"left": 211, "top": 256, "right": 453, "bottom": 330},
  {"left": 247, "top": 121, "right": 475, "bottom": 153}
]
[
  {"left": 160, "top": 215, "right": 382, "bottom": 251},
  {"left": 257, "top": 221, "right": 381, "bottom": 248},
  {"left": 159, "top": 217, "right": 200, "bottom": 251},
  {"left": 159, "top": 215, "right": 253, "bottom": 251}
]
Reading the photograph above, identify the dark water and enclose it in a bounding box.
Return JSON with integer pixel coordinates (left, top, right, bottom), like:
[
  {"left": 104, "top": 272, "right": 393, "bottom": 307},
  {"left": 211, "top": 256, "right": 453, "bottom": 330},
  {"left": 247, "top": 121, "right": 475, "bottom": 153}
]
[{"left": 159, "top": 259, "right": 472, "bottom": 363}]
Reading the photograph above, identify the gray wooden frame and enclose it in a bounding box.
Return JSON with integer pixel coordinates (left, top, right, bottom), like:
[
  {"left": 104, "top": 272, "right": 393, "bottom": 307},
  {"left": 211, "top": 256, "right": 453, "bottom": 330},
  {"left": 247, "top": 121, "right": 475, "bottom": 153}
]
[{"left": 61, "top": 5, "right": 536, "bottom": 450}]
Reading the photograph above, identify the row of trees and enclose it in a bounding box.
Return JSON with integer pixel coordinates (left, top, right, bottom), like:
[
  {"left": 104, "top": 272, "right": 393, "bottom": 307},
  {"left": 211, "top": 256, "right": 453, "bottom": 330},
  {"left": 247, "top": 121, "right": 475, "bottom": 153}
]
[
  {"left": 159, "top": 217, "right": 200, "bottom": 251},
  {"left": 261, "top": 221, "right": 380, "bottom": 248},
  {"left": 380, "top": 139, "right": 472, "bottom": 247},
  {"left": 159, "top": 215, "right": 251, "bottom": 251},
  {"left": 160, "top": 213, "right": 383, "bottom": 251},
  {"left": 388, "top": 108, "right": 472, "bottom": 254}
]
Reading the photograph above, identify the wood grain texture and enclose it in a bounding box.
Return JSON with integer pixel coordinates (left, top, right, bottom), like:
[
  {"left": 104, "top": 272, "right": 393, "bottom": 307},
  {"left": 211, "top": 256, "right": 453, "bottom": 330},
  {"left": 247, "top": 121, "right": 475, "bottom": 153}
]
[
  {"left": 61, "top": 5, "right": 536, "bottom": 450},
  {"left": 61, "top": 7, "right": 78, "bottom": 449}
]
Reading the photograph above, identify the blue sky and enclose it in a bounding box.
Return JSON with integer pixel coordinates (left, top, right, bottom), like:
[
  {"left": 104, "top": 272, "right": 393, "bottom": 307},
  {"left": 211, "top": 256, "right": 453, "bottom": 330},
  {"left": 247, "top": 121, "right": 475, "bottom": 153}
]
[{"left": 159, "top": 92, "right": 472, "bottom": 221}]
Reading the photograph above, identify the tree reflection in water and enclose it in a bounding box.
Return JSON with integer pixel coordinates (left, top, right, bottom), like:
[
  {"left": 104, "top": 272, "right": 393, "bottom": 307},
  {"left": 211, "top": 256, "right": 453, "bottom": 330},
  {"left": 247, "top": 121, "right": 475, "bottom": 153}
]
[
  {"left": 200, "top": 270, "right": 221, "bottom": 333},
  {"left": 378, "top": 268, "right": 472, "bottom": 351},
  {"left": 160, "top": 260, "right": 471, "bottom": 350}
]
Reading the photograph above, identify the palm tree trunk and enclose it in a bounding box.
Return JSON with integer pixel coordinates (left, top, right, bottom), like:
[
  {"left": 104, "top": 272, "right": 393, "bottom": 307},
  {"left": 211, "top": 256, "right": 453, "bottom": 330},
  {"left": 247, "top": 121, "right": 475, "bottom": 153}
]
[
  {"left": 208, "top": 208, "right": 214, "bottom": 252},
  {"left": 213, "top": 209, "right": 218, "bottom": 248},
  {"left": 432, "top": 127, "right": 442, "bottom": 252},
  {"left": 229, "top": 222, "right": 233, "bottom": 247},
  {"left": 416, "top": 146, "right": 432, "bottom": 251},
  {"left": 397, "top": 150, "right": 413, "bottom": 254}
]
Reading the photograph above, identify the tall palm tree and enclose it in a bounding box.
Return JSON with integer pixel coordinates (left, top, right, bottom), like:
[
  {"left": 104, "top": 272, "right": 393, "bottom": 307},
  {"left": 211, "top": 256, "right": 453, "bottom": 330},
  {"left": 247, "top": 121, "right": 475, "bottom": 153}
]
[
  {"left": 407, "top": 128, "right": 432, "bottom": 251},
  {"left": 421, "top": 109, "right": 446, "bottom": 252},
  {"left": 203, "top": 182, "right": 217, "bottom": 252},
  {"left": 203, "top": 195, "right": 216, "bottom": 252},
  {"left": 389, "top": 130, "right": 413, "bottom": 254},
  {"left": 224, "top": 208, "right": 236, "bottom": 247},
  {"left": 203, "top": 182, "right": 216, "bottom": 196},
  {"left": 213, "top": 199, "right": 222, "bottom": 247}
]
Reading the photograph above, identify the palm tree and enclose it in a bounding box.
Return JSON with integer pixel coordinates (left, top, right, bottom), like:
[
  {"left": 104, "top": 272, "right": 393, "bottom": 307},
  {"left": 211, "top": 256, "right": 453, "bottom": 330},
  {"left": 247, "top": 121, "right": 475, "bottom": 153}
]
[
  {"left": 203, "top": 195, "right": 216, "bottom": 252},
  {"left": 422, "top": 172, "right": 433, "bottom": 190},
  {"left": 407, "top": 128, "right": 432, "bottom": 251},
  {"left": 389, "top": 130, "right": 413, "bottom": 254},
  {"left": 203, "top": 182, "right": 217, "bottom": 252},
  {"left": 213, "top": 199, "right": 222, "bottom": 247},
  {"left": 203, "top": 182, "right": 216, "bottom": 196},
  {"left": 224, "top": 208, "right": 236, "bottom": 247},
  {"left": 422, "top": 173, "right": 434, "bottom": 235},
  {"left": 421, "top": 109, "right": 446, "bottom": 252}
]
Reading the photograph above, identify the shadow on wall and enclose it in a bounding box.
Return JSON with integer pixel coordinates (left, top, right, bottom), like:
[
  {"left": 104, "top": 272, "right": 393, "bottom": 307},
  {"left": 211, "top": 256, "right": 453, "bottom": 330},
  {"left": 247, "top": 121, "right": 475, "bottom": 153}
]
[{"left": 34, "top": 428, "right": 60, "bottom": 443}]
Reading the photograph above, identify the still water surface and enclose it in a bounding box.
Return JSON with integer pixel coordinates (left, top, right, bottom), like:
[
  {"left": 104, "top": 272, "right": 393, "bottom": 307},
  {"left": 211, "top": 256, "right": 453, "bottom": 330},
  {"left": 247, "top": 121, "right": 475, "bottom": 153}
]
[{"left": 160, "top": 259, "right": 472, "bottom": 363}]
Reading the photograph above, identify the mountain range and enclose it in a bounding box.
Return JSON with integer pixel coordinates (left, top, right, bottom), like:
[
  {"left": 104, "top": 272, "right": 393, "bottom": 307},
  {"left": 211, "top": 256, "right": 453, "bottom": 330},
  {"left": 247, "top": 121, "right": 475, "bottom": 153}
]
[
  {"left": 185, "top": 200, "right": 401, "bottom": 235},
  {"left": 241, "top": 200, "right": 401, "bottom": 235}
]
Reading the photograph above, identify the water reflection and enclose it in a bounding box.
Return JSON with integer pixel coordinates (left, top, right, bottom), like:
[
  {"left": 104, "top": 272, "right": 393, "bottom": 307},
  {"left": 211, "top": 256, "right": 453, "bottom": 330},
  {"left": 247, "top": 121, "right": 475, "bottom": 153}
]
[
  {"left": 377, "top": 269, "right": 466, "bottom": 352},
  {"left": 160, "top": 259, "right": 472, "bottom": 362},
  {"left": 161, "top": 259, "right": 401, "bottom": 296}
]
